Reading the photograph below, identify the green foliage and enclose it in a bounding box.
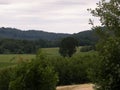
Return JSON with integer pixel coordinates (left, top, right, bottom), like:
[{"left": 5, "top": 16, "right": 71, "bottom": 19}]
[
  {"left": 59, "top": 37, "right": 79, "bottom": 57},
  {"left": 89, "top": 0, "right": 120, "bottom": 37},
  {"left": 45, "top": 53, "right": 96, "bottom": 85},
  {"left": 0, "top": 39, "right": 46, "bottom": 54},
  {"left": 88, "top": 38, "right": 120, "bottom": 90},
  {"left": 0, "top": 27, "right": 99, "bottom": 48},
  {"left": 0, "top": 27, "right": 69, "bottom": 41},
  {"left": 72, "top": 30, "right": 98, "bottom": 46},
  {"left": 88, "top": 0, "right": 120, "bottom": 90},
  {"left": 0, "top": 52, "right": 58, "bottom": 90},
  {"left": 98, "top": 37, "right": 120, "bottom": 90},
  {"left": 0, "top": 67, "right": 14, "bottom": 90}
]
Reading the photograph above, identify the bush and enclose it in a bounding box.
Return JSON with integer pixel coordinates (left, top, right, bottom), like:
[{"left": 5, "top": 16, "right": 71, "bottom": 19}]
[
  {"left": 88, "top": 37, "right": 120, "bottom": 90},
  {"left": 0, "top": 67, "right": 14, "bottom": 90},
  {"left": 45, "top": 54, "right": 95, "bottom": 85},
  {"left": 0, "top": 52, "right": 58, "bottom": 90}
]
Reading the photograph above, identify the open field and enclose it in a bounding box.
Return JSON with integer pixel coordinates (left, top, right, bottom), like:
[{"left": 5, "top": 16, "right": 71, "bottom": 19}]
[
  {"left": 0, "top": 47, "right": 95, "bottom": 89},
  {"left": 0, "top": 54, "right": 35, "bottom": 68},
  {"left": 56, "top": 84, "right": 93, "bottom": 90},
  {"left": 0, "top": 47, "right": 95, "bottom": 68},
  {"left": 41, "top": 47, "right": 60, "bottom": 57}
]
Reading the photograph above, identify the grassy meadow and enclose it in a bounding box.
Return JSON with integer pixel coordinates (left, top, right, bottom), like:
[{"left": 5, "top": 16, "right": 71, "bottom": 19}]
[
  {"left": 0, "top": 47, "right": 95, "bottom": 68},
  {"left": 0, "top": 47, "right": 96, "bottom": 90},
  {"left": 0, "top": 54, "right": 35, "bottom": 68}
]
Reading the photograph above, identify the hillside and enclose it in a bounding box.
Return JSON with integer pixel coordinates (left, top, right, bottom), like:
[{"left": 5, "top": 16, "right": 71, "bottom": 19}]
[
  {"left": 72, "top": 30, "right": 98, "bottom": 45},
  {"left": 0, "top": 27, "right": 98, "bottom": 46},
  {"left": 0, "top": 27, "right": 70, "bottom": 41}
]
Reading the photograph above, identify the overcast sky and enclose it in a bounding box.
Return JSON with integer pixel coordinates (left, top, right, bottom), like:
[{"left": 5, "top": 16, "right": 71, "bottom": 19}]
[{"left": 0, "top": 0, "right": 101, "bottom": 33}]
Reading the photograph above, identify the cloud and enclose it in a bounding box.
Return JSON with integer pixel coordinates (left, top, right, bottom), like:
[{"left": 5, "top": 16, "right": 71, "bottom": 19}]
[
  {"left": 0, "top": 0, "right": 10, "bottom": 5},
  {"left": 0, "top": 0, "right": 101, "bottom": 33}
]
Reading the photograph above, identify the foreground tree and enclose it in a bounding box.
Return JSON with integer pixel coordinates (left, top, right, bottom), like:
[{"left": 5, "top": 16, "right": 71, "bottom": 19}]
[
  {"left": 88, "top": 0, "right": 120, "bottom": 90},
  {"left": 0, "top": 51, "right": 58, "bottom": 90},
  {"left": 59, "top": 37, "right": 78, "bottom": 57}
]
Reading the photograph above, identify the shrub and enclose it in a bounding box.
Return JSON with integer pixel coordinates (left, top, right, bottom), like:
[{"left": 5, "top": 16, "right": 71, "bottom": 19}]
[
  {"left": 46, "top": 54, "right": 94, "bottom": 85},
  {"left": 0, "top": 67, "right": 14, "bottom": 90},
  {"left": 9, "top": 53, "right": 58, "bottom": 90},
  {"left": 88, "top": 37, "right": 120, "bottom": 90},
  {"left": 0, "top": 52, "right": 58, "bottom": 90}
]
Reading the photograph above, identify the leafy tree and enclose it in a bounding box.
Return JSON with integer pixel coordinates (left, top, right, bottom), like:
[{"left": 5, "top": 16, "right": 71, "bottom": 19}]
[
  {"left": 88, "top": 0, "right": 120, "bottom": 37},
  {"left": 0, "top": 67, "right": 13, "bottom": 90},
  {"left": 88, "top": 0, "right": 120, "bottom": 90},
  {"left": 9, "top": 52, "right": 58, "bottom": 90},
  {"left": 0, "top": 51, "right": 58, "bottom": 90},
  {"left": 59, "top": 37, "right": 78, "bottom": 57}
]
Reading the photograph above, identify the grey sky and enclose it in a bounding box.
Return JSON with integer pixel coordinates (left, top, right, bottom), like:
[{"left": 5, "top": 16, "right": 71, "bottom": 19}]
[{"left": 0, "top": 0, "right": 100, "bottom": 33}]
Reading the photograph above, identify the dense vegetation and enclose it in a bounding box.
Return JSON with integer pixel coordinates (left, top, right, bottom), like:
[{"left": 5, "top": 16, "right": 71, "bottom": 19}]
[
  {"left": 72, "top": 31, "right": 98, "bottom": 46},
  {"left": 0, "top": 49, "right": 97, "bottom": 88},
  {"left": 88, "top": 0, "right": 120, "bottom": 90},
  {"left": 0, "top": 0, "right": 119, "bottom": 90},
  {"left": 0, "top": 27, "right": 69, "bottom": 41},
  {"left": 59, "top": 37, "right": 79, "bottom": 57},
  {"left": 0, "top": 39, "right": 46, "bottom": 54},
  {"left": 0, "top": 27, "right": 98, "bottom": 44},
  {"left": 47, "top": 53, "right": 97, "bottom": 85},
  {"left": 0, "top": 27, "right": 98, "bottom": 54},
  {"left": 0, "top": 51, "right": 58, "bottom": 90}
]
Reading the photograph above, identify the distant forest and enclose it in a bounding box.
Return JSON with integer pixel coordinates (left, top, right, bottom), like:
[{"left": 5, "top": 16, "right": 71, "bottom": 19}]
[{"left": 0, "top": 27, "right": 98, "bottom": 54}]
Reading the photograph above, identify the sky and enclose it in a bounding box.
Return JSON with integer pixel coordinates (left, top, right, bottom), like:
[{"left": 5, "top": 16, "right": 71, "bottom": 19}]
[{"left": 0, "top": 0, "right": 101, "bottom": 34}]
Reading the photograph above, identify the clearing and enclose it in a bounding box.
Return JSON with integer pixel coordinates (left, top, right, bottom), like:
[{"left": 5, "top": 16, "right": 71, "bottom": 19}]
[{"left": 56, "top": 84, "right": 93, "bottom": 90}]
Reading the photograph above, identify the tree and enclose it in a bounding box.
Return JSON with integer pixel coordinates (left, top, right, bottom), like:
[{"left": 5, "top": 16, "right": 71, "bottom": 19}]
[
  {"left": 59, "top": 37, "right": 78, "bottom": 57},
  {"left": 88, "top": 0, "right": 120, "bottom": 90},
  {"left": 0, "top": 51, "right": 58, "bottom": 90},
  {"left": 88, "top": 0, "right": 120, "bottom": 37}
]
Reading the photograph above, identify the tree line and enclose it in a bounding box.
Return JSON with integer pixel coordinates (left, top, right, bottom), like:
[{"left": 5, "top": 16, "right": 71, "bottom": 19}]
[{"left": 0, "top": 39, "right": 47, "bottom": 54}]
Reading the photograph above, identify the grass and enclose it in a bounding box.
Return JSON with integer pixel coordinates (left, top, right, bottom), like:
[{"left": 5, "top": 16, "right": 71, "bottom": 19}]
[
  {"left": 0, "top": 47, "right": 96, "bottom": 68},
  {"left": 0, "top": 54, "right": 35, "bottom": 68},
  {"left": 41, "top": 47, "right": 60, "bottom": 57},
  {"left": 0, "top": 47, "right": 95, "bottom": 90}
]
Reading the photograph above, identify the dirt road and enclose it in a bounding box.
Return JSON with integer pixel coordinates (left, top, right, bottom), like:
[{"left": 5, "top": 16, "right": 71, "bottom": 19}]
[{"left": 56, "top": 84, "right": 93, "bottom": 90}]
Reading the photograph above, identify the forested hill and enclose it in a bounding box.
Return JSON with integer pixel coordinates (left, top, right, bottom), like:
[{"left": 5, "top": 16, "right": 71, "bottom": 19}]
[
  {"left": 0, "top": 27, "right": 98, "bottom": 45},
  {"left": 0, "top": 27, "right": 70, "bottom": 41},
  {"left": 72, "top": 30, "right": 98, "bottom": 45}
]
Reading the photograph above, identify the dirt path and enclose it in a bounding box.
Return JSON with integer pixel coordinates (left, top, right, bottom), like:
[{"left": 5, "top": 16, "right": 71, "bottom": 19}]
[{"left": 56, "top": 84, "right": 93, "bottom": 90}]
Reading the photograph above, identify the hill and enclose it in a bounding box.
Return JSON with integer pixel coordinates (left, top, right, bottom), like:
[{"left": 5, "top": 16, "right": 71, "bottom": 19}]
[
  {"left": 0, "top": 27, "right": 98, "bottom": 46},
  {"left": 72, "top": 30, "right": 98, "bottom": 45},
  {"left": 0, "top": 27, "right": 98, "bottom": 54},
  {"left": 0, "top": 27, "right": 70, "bottom": 41}
]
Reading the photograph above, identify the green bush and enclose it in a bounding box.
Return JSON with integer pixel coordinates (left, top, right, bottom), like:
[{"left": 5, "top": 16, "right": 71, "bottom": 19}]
[
  {"left": 46, "top": 54, "right": 95, "bottom": 85},
  {"left": 0, "top": 67, "right": 14, "bottom": 90},
  {"left": 9, "top": 61, "right": 58, "bottom": 90},
  {"left": 88, "top": 37, "right": 120, "bottom": 90},
  {"left": 0, "top": 52, "right": 58, "bottom": 90}
]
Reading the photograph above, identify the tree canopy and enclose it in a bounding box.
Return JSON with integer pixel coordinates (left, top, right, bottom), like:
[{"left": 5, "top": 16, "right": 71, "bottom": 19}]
[
  {"left": 59, "top": 37, "right": 78, "bottom": 57},
  {"left": 89, "top": 0, "right": 120, "bottom": 90}
]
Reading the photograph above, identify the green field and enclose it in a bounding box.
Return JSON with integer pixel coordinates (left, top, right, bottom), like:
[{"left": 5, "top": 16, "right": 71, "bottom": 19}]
[
  {"left": 41, "top": 47, "right": 60, "bottom": 57},
  {"left": 0, "top": 54, "right": 35, "bottom": 68},
  {"left": 0, "top": 47, "right": 60, "bottom": 66},
  {"left": 0, "top": 47, "right": 95, "bottom": 68}
]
